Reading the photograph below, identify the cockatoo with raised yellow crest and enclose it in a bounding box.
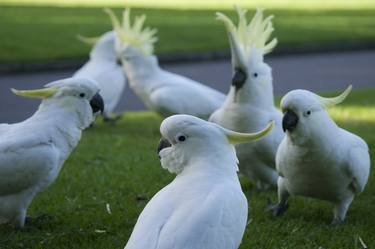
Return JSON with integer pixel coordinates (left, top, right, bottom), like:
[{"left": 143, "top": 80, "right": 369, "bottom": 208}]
[
  {"left": 0, "top": 77, "right": 104, "bottom": 228},
  {"left": 123, "top": 114, "right": 273, "bottom": 249},
  {"left": 209, "top": 7, "right": 282, "bottom": 189},
  {"left": 269, "top": 85, "right": 370, "bottom": 225},
  {"left": 74, "top": 30, "right": 126, "bottom": 122},
  {"left": 105, "top": 8, "right": 226, "bottom": 120}
]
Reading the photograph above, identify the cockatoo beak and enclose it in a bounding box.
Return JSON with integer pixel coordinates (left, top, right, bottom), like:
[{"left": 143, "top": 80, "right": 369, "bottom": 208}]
[
  {"left": 11, "top": 87, "right": 59, "bottom": 99},
  {"left": 157, "top": 138, "right": 172, "bottom": 157},
  {"left": 90, "top": 93, "right": 105, "bottom": 114},
  {"left": 316, "top": 85, "right": 352, "bottom": 108},
  {"left": 221, "top": 121, "right": 274, "bottom": 144}
]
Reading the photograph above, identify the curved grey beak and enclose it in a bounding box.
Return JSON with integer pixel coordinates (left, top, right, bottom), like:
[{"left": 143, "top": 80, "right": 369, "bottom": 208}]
[
  {"left": 90, "top": 93, "right": 104, "bottom": 114},
  {"left": 157, "top": 138, "right": 172, "bottom": 157},
  {"left": 232, "top": 68, "right": 247, "bottom": 90},
  {"left": 282, "top": 110, "right": 299, "bottom": 132}
]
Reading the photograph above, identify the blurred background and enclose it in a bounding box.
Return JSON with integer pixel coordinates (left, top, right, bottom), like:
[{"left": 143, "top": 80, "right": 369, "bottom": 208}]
[{"left": 0, "top": 0, "right": 374, "bottom": 122}]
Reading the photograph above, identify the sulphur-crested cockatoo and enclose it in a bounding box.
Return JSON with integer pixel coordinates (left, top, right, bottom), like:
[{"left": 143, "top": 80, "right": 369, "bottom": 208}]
[
  {"left": 270, "top": 85, "right": 370, "bottom": 225},
  {"left": 74, "top": 30, "right": 126, "bottom": 121},
  {"left": 0, "top": 78, "right": 104, "bottom": 228},
  {"left": 123, "top": 114, "right": 274, "bottom": 249},
  {"left": 104, "top": 8, "right": 226, "bottom": 120},
  {"left": 209, "top": 7, "right": 283, "bottom": 189}
]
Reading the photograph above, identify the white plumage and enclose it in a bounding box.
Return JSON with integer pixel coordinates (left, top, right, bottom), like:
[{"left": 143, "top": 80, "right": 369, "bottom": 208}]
[
  {"left": 209, "top": 7, "right": 282, "bottom": 188},
  {"left": 124, "top": 114, "right": 274, "bottom": 249},
  {"left": 105, "top": 9, "right": 226, "bottom": 119},
  {"left": 74, "top": 31, "right": 127, "bottom": 120},
  {"left": 272, "top": 85, "right": 370, "bottom": 224},
  {"left": 0, "top": 78, "right": 103, "bottom": 228}
]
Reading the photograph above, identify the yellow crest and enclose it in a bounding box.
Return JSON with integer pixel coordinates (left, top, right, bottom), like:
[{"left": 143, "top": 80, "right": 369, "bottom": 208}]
[
  {"left": 104, "top": 8, "right": 158, "bottom": 55},
  {"left": 216, "top": 6, "right": 277, "bottom": 58}
]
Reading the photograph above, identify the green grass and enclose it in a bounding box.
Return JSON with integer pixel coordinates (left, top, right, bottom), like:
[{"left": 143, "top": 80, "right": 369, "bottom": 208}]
[
  {"left": 1, "top": 89, "right": 374, "bottom": 248},
  {"left": 0, "top": 5, "right": 375, "bottom": 63}
]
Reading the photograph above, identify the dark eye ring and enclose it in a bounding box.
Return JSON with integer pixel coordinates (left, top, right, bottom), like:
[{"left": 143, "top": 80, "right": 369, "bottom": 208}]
[
  {"left": 306, "top": 111, "right": 311, "bottom": 115},
  {"left": 178, "top": 135, "right": 186, "bottom": 142},
  {"left": 253, "top": 73, "right": 258, "bottom": 78},
  {"left": 79, "top": 93, "right": 85, "bottom": 98}
]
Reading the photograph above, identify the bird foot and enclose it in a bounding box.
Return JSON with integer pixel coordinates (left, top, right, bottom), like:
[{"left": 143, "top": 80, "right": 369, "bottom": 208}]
[
  {"left": 266, "top": 199, "right": 289, "bottom": 217},
  {"left": 330, "top": 217, "right": 344, "bottom": 226},
  {"left": 25, "top": 214, "right": 54, "bottom": 225},
  {"left": 103, "top": 114, "right": 122, "bottom": 124}
]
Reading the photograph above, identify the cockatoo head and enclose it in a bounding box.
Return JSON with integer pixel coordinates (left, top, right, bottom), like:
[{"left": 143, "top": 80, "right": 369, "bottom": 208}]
[
  {"left": 280, "top": 85, "right": 352, "bottom": 143},
  {"left": 104, "top": 8, "right": 158, "bottom": 71},
  {"left": 157, "top": 114, "right": 273, "bottom": 174},
  {"left": 77, "top": 31, "right": 119, "bottom": 62},
  {"left": 12, "top": 77, "right": 104, "bottom": 129},
  {"left": 216, "top": 7, "right": 277, "bottom": 105}
]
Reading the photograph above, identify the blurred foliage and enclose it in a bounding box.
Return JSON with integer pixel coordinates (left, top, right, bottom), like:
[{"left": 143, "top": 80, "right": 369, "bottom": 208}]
[{"left": 0, "top": 5, "right": 374, "bottom": 63}]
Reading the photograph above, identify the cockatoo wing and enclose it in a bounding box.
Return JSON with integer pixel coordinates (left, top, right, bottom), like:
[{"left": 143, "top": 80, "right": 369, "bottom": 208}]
[
  {"left": 0, "top": 137, "right": 59, "bottom": 196},
  {"left": 344, "top": 135, "right": 370, "bottom": 193},
  {"left": 150, "top": 72, "right": 225, "bottom": 118},
  {"left": 74, "top": 60, "right": 126, "bottom": 114},
  {"left": 156, "top": 187, "right": 247, "bottom": 249}
]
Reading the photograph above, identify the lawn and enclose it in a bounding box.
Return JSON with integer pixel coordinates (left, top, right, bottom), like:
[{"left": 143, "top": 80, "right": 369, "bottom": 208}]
[
  {"left": 0, "top": 4, "right": 375, "bottom": 63},
  {"left": 0, "top": 88, "right": 374, "bottom": 249}
]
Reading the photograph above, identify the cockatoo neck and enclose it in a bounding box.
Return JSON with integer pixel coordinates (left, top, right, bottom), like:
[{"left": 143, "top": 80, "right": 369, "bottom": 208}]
[
  {"left": 225, "top": 81, "right": 275, "bottom": 109},
  {"left": 287, "top": 111, "right": 339, "bottom": 148},
  {"left": 90, "top": 46, "right": 117, "bottom": 61},
  {"left": 122, "top": 55, "right": 159, "bottom": 82},
  {"left": 34, "top": 98, "right": 93, "bottom": 130},
  {"left": 179, "top": 144, "right": 239, "bottom": 178}
]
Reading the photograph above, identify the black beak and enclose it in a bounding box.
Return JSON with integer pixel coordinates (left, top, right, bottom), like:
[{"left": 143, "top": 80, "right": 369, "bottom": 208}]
[
  {"left": 232, "top": 68, "right": 247, "bottom": 90},
  {"left": 157, "top": 138, "right": 172, "bottom": 156},
  {"left": 90, "top": 93, "right": 104, "bottom": 114},
  {"left": 282, "top": 110, "right": 299, "bottom": 132}
]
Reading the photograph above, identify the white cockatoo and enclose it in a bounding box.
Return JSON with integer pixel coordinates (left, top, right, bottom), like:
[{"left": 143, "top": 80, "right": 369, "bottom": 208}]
[
  {"left": 270, "top": 85, "right": 370, "bottom": 225},
  {"left": 0, "top": 78, "right": 104, "bottom": 228},
  {"left": 123, "top": 114, "right": 274, "bottom": 249},
  {"left": 74, "top": 30, "right": 126, "bottom": 121},
  {"left": 209, "top": 7, "right": 283, "bottom": 189},
  {"left": 104, "top": 8, "right": 226, "bottom": 120}
]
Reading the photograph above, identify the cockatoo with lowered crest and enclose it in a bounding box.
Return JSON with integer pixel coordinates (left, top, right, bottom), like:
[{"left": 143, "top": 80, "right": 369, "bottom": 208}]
[
  {"left": 209, "top": 7, "right": 283, "bottom": 188},
  {"left": 105, "top": 8, "right": 226, "bottom": 119},
  {"left": 74, "top": 30, "right": 126, "bottom": 122},
  {"left": 0, "top": 78, "right": 104, "bottom": 228},
  {"left": 269, "top": 85, "right": 370, "bottom": 225},
  {"left": 123, "top": 114, "right": 273, "bottom": 249}
]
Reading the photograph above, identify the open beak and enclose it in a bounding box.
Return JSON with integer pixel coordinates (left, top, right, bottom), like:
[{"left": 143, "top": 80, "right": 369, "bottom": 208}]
[
  {"left": 157, "top": 138, "right": 172, "bottom": 157},
  {"left": 11, "top": 87, "right": 58, "bottom": 99},
  {"left": 90, "top": 93, "right": 104, "bottom": 114}
]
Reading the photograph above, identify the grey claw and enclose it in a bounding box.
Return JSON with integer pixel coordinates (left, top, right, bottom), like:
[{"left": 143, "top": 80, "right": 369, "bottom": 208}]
[
  {"left": 330, "top": 217, "right": 344, "bottom": 226},
  {"left": 266, "top": 200, "right": 289, "bottom": 217}
]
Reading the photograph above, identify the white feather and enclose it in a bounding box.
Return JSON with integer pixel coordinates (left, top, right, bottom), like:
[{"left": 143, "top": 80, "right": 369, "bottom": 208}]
[
  {"left": 124, "top": 115, "right": 248, "bottom": 249},
  {"left": 275, "top": 88, "right": 371, "bottom": 222},
  {"left": 0, "top": 78, "right": 99, "bottom": 227},
  {"left": 74, "top": 31, "right": 127, "bottom": 117}
]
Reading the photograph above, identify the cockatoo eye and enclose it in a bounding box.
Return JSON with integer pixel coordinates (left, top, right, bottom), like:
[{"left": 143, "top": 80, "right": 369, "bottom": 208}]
[
  {"left": 253, "top": 73, "right": 258, "bottom": 78},
  {"left": 304, "top": 110, "right": 312, "bottom": 117},
  {"left": 177, "top": 135, "right": 186, "bottom": 142},
  {"left": 178, "top": 135, "right": 186, "bottom": 142},
  {"left": 79, "top": 93, "right": 86, "bottom": 98}
]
